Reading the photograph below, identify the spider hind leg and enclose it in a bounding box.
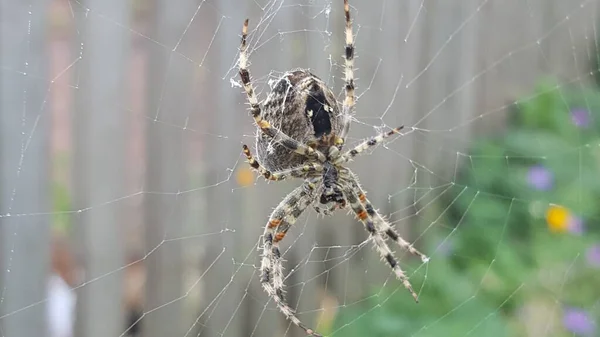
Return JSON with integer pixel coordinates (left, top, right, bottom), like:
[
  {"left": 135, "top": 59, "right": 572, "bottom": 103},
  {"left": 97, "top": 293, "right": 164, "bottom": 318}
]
[
  {"left": 346, "top": 174, "right": 429, "bottom": 263},
  {"left": 260, "top": 180, "right": 322, "bottom": 336},
  {"left": 341, "top": 180, "right": 421, "bottom": 302}
]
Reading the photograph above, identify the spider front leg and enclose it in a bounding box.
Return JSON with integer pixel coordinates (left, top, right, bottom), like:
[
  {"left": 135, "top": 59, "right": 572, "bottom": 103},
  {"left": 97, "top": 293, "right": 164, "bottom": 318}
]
[
  {"left": 343, "top": 173, "right": 429, "bottom": 263},
  {"left": 339, "top": 0, "right": 355, "bottom": 142},
  {"left": 238, "top": 20, "right": 326, "bottom": 162},
  {"left": 341, "top": 183, "right": 420, "bottom": 302},
  {"left": 242, "top": 145, "right": 323, "bottom": 181},
  {"left": 260, "top": 179, "right": 322, "bottom": 336}
]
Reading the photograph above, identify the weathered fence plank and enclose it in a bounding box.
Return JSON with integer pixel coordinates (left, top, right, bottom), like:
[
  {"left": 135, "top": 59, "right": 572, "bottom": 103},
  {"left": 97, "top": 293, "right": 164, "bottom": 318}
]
[
  {"left": 71, "top": 1, "right": 129, "bottom": 336},
  {"left": 0, "top": 0, "right": 51, "bottom": 336},
  {"left": 142, "top": 0, "right": 198, "bottom": 336}
]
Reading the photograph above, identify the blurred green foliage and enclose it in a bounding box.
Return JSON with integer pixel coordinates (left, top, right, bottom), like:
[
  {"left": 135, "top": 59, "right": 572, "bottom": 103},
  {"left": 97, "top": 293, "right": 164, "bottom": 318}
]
[{"left": 333, "top": 80, "right": 600, "bottom": 336}]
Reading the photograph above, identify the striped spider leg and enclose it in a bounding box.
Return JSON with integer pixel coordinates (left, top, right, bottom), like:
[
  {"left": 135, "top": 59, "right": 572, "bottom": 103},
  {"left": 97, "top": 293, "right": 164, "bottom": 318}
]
[
  {"left": 341, "top": 171, "right": 429, "bottom": 264},
  {"left": 260, "top": 178, "right": 322, "bottom": 336},
  {"left": 335, "top": 125, "right": 405, "bottom": 165},
  {"left": 340, "top": 181, "right": 421, "bottom": 302},
  {"left": 238, "top": 19, "right": 326, "bottom": 163},
  {"left": 338, "top": 0, "right": 355, "bottom": 142},
  {"left": 242, "top": 145, "right": 323, "bottom": 182}
]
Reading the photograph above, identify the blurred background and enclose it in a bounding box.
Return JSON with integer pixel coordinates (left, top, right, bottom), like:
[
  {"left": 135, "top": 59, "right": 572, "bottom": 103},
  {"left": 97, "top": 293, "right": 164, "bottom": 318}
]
[{"left": 1, "top": 0, "right": 600, "bottom": 336}]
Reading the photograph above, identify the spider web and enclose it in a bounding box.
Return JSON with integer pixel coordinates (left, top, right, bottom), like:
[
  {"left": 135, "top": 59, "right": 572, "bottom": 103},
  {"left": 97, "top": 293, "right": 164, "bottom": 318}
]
[{"left": 1, "top": 0, "right": 599, "bottom": 336}]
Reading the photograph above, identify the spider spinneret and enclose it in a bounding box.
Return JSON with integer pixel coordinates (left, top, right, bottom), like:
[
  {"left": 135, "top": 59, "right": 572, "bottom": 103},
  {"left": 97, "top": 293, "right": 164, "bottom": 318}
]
[{"left": 238, "top": 1, "right": 429, "bottom": 336}]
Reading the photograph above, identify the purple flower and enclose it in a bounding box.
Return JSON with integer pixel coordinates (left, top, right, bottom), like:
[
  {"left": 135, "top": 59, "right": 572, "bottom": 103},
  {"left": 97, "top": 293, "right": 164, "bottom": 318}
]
[
  {"left": 571, "top": 108, "right": 591, "bottom": 128},
  {"left": 527, "top": 165, "right": 553, "bottom": 191},
  {"left": 563, "top": 307, "right": 596, "bottom": 336},
  {"left": 568, "top": 216, "right": 585, "bottom": 235},
  {"left": 587, "top": 244, "right": 600, "bottom": 268}
]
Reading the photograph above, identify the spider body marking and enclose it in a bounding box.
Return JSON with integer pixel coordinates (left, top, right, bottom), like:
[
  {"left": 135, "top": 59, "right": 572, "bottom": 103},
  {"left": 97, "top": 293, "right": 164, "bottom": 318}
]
[
  {"left": 238, "top": 1, "right": 429, "bottom": 335},
  {"left": 256, "top": 70, "right": 345, "bottom": 171}
]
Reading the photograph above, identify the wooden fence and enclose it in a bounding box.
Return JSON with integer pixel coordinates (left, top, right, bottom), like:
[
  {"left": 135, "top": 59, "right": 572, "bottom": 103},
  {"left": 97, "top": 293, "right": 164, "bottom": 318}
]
[{"left": 0, "top": 0, "right": 598, "bottom": 336}]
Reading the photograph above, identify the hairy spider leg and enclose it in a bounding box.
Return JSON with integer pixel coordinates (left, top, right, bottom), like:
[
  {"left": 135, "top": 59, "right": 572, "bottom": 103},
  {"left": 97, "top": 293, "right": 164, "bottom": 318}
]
[
  {"left": 342, "top": 184, "right": 420, "bottom": 302},
  {"left": 242, "top": 145, "right": 323, "bottom": 181},
  {"left": 260, "top": 180, "right": 322, "bottom": 336},
  {"left": 337, "top": 125, "right": 404, "bottom": 164},
  {"left": 238, "top": 20, "right": 326, "bottom": 162},
  {"left": 339, "top": 0, "right": 355, "bottom": 142},
  {"left": 343, "top": 173, "right": 429, "bottom": 263}
]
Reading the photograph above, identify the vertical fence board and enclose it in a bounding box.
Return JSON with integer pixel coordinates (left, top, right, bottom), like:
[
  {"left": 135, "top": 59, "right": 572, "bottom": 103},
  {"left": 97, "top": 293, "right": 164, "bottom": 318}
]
[
  {"left": 142, "top": 0, "right": 198, "bottom": 336},
  {"left": 391, "top": 0, "right": 431, "bottom": 279},
  {"left": 0, "top": 0, "right": 51, "bottom": 336},
  {"left": 71, "top": 1, "right": 129, "bottom": 336},
  {"left": 199, "top": 1, "right": 248, "bottom": 336}
]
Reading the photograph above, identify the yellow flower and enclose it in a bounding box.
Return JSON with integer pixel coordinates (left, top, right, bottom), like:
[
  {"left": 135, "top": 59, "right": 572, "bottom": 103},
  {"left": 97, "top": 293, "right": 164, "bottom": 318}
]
[
  {"left": 236, "top": 167, "right": 255, "bottom": 187},
  {"left": 546, "top": 205, "right": 570, "bottom": 233}
]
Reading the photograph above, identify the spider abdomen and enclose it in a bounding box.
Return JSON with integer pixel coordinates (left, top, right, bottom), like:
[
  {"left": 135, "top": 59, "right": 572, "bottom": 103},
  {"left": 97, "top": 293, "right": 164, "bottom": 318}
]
[{"left": 256, "top": 69, "right": 345, "bottom": 171}]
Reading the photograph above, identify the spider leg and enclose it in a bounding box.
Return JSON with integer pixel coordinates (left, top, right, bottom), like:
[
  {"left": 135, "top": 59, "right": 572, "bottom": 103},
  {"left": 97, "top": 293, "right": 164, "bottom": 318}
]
[
  {"left": 335, "top": 125, "right": 404, "bottom": 164},
  {"left": 242, "top": 145, "right": 323, "bottom": 181},
  {"left": 238, "top": 19, "right": 261, "bottom": 124},
  {"left": 343, "top": 172, "right": 429, "bottom": 263},
  {"left": 341, "top": 182, "right": 420, "bottom": 302},
  {"left": 339, "top": 0, "right": 354, "bottom": 142},
  {"left": 238, "top": 20, "right": 326, "bottom": 162},
  {"left": 260, "top": 179, "right": 322, "bottom": 336}
]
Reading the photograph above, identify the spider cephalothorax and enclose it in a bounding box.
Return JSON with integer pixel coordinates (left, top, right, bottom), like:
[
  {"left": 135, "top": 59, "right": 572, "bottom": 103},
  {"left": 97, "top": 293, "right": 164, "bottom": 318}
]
[
  {"left": 319, "top": 161, "right": 345, "bottom": 210},
  {"left": 238, "top": 1, "right": 429, "bottom": 336}
]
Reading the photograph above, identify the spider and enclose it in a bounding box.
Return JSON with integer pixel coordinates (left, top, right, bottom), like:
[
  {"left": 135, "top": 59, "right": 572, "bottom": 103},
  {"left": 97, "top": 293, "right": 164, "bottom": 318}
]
[{"left": 238, "top": 1, "right": 428, "bottom": 335}]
